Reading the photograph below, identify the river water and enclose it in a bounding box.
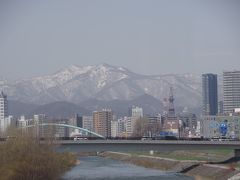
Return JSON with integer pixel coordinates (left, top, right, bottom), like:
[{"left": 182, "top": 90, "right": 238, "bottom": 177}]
[{"left": 62, "top": 156, "right": 193, "bottom": 180}]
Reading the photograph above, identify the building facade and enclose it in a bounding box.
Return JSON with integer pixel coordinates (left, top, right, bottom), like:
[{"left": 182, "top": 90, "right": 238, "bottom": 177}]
[
  {"left": 162, "top": 117, "right": 179, "bottom": 135},
  {"left": 117, "top": 117, "right": 126, "bottom": 137},
  {"left": 17, "top": 116, "right": 30, "bottom": 128},
  {"left": 33, "top": 114, "right": 47, "bottom": 138},
  {"left": 130, "top": 106, "right": 143, "bottom": 118},
  {"left": 93, "top": 109, "right": 112, "bottom": 138},
  {"left": 128, "top": 106, "right": 144, "bottom": 137},
  {"left": 145, "top": 115, "right": 162, "bottom": 137},
  {"left": 223, "top": 71, "right": 240, "bottom": 113},
  {"left": 82, "top": 116, "right": 93, "bottom": 132},
  {"left": 201, "top": 115, "right": 240, "bottom": 139},
  {"left": 162, "top": 87, "right": 179, "bottom": 136},
  {"left": 111, "top": 120, "right": 118, "bottom": 138},
  {"left": 0, "top": 91, "right": 8, "bottom": 134},
  {"left": 178, "top": 112, "right": 198, "bottom": 138},
  {"left": 202, "top": 74, "right": 218, "bottom": 115}
]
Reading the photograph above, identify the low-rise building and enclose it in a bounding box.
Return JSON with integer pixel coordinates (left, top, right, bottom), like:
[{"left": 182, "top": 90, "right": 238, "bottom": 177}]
[
  {"left": 201, "top": 115, "right": 240, "bottom": 139},
  {"left": 178, "top": 113, "right": 198, "bottom": 138}
]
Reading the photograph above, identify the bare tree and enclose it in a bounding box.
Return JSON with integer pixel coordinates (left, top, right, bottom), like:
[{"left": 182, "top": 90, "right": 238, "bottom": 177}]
[{"left": 133, "top": 117, "right": 162, "bottom": 138}]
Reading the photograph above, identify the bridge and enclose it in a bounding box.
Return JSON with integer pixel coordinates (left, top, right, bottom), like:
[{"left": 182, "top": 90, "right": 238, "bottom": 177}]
[
  {"left": 24, "top": 123, "right": 105, "bottom": 139},
  {"left": 21, "top": 124, "right": 240, "bottom": 157},
  {"left": 57, "top": 140, "right": 240, "bottom": 158}
]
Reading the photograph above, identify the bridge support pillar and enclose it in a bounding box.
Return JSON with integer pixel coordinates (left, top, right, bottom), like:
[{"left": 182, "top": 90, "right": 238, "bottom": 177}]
[{"left": 234, "top": 149, "right": 240, "bottom": 158}]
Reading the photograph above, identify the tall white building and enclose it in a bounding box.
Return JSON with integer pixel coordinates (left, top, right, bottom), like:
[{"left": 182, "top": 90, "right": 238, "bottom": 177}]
[
  {"left": 0, "top": 91, "right": 8, "bottom": 134},
  {"left": 126, "top": 116, "right": 135, "bottom": 136},
  {"left": 111, "top": 120, "right": 118, "bottom": 138},
  {"left": 223, "top": 71, "right": 240, "bottom": 113},
  {"left": 118, "top": 117, "right": 126, "bottom": 135},
  {"left": 127, "top": 106, "right": 143, "bottom": 136},
  {"left": 33, "top": 114, "right": 47, "bottom": 138},
  {"left": 17, "top": 116, "right": 29, "bottom": 128},
  {"left": 130, "top": 106, "right": 143, "bottom": 118},
  {"left": 82, "top": 116, "right": 93, "bottom": 132},
  {"left": 17, "top": 116, "right": 32, "bottom": 134},
  {"left": 33, "top": 114, "right": 47, "bottom": 124}
]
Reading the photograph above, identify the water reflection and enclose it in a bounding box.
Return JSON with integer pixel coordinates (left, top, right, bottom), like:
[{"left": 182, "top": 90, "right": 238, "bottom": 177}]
[{"left": 62, "top": 156, "right": 193, "bottom": 180}]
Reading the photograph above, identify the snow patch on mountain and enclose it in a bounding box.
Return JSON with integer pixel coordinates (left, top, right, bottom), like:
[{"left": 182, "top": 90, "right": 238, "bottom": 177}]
[{"left": 0, "top": 63, "right": 202, "bottom": 109}]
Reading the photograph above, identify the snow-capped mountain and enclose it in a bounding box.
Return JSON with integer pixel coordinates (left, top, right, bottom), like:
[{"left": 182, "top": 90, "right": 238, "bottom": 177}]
[{"left": 1, "top": 63, "right": 202, "bottom": 108}]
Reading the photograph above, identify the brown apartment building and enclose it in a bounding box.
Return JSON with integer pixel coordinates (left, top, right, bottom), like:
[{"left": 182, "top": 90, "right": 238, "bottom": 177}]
[{"left": 93, "top": 109, "right": 112, "bottom": 138}]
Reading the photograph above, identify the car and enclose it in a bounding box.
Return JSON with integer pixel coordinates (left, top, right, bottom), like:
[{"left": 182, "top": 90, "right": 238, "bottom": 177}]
[
  {"left": 73, "top": 137, "right": 87, "bottom": 141},
  {"left": 210, "top": 137, "right": 220, "bottom": 141},
  {"left": 141, "top": 137, "right": 152, "bottom": 140}
]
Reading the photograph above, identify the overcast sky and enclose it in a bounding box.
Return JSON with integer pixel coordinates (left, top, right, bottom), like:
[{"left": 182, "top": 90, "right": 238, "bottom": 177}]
[{"left": 0, "top": 0, "right": 240, "bottom": 80}]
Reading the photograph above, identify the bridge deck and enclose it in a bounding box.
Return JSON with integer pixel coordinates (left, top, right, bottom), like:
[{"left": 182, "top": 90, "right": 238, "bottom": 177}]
[{"left": 57, "top": 140, "right": 240, "bottom": 152}]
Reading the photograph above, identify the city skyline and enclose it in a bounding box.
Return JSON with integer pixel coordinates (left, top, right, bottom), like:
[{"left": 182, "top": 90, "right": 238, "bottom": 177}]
[{"left": 0, "top": 0, "right": 240, "bottom": 80}]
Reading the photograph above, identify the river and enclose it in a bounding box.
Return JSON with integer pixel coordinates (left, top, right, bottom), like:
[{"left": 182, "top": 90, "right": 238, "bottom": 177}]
[{"left": 62, "top": 156, "right": 193, "bottom": 180}]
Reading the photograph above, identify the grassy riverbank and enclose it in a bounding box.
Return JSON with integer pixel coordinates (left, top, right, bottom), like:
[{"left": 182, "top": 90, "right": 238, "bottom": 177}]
[
  {"left": 99, "top": 151, "right": 240, "bottom": 180},
  {"left": 130, "top": 149, "right": 233, "bottom": 162},
  {"left": 99, "top": 151, "right": 200, "bottom": 172},
  {"left": 0, "top": 131, "right": 76, "bottom": 180},
  {"left": 130, "top": 149, "right": 240, "bottom": 171}
]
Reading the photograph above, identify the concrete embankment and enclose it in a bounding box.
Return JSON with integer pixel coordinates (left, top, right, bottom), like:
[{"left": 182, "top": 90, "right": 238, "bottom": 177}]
[
  {"left": 98, "top": 151, "right": 240, "bottom": 180},
  {"left": 186, "top": 164, "right": 238, "bottom": 180}
]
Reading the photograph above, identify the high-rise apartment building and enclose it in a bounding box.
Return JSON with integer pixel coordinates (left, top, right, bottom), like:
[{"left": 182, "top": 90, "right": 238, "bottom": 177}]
[
  {"left": 202, "top": 74, "right": 218, "bottom": 115},
  {"left": 111, "top": 120, "right": 118, "bottom": 138},
  {"left": 117, "top": 117, "right": 126, "bottom": 136},
  {"left": 0, "top": 91, "right": 8, "bottom": 134},
  {"left": 223, "top": 71, "right": 240, "bottom": 113},
  {"left": 93, "top": 109, "right": 112, "bottom": 138},
  {"left": 127, "top": 106, "right": 143, "bottom": 137},
  {"left": 33, "top": 114, "right": 47, "bottom": 138},
  {"left": 17, "top": 116, "right": 29, "bottom": 128},
  {"left": 129, "top": 106, "right": 143, "bottom": 118},
  {"left": 82, "top": 116, "right": 93, "bottom": 132}
]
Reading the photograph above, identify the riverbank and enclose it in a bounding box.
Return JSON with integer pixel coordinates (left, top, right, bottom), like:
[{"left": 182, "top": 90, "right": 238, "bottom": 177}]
[{"left": 99, "top": 151, "right": 240, "bottom": 180}]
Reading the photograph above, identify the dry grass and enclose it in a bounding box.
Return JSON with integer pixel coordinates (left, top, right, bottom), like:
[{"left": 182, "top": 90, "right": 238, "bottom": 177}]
[
  {"left": 131, "top": 149, "right": 233, "bottom": 162},
  {"left": 0, "top": 130, "right": 76, "bottom": 180}
]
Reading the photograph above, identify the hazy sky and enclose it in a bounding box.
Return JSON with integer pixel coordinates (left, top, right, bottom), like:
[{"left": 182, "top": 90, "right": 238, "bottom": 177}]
[{"left": 0, "top": 0, "right": 240, "bottom": 80}]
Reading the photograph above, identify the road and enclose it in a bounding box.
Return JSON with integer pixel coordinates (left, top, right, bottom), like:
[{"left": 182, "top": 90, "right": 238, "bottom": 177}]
[{"left": 57, "top": 140, "right": 240, "bottom": 153}]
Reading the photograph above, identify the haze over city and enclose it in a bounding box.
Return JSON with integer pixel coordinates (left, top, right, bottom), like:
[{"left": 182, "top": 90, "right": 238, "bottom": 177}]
[
  {"left": 1, "top": 1, "right": 240, "bottom": 180},
  {"left": 0, "top": 0, "right": 240, "bottom": 81}
]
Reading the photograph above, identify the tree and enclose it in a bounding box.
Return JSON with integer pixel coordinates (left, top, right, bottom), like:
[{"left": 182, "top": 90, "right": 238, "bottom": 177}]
[{"left": 132, "top": 117, "right": 162, "bottom": 137}]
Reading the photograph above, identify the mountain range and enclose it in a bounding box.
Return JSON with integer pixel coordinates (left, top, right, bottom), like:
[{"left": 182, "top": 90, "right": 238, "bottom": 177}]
[{"left": 1, "top": 63, "right": 202, "bottom": 118}]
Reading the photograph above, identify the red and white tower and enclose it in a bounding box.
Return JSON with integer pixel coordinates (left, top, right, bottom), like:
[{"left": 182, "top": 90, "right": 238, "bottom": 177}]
[{"left": 168, "top": 87, "right": 175, "bottom": 117}]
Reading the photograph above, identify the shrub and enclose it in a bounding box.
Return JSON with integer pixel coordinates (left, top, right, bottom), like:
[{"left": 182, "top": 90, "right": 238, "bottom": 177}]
[{"left": 0, "top": 130, "right": 76, "bottom": 180}]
